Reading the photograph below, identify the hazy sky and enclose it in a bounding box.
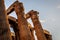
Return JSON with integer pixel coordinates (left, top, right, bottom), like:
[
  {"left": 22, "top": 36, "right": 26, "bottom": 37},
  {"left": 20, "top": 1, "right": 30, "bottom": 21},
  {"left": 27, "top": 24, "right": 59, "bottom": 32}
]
[{"left": 5, "top": 0, "right": 60, "bottom": 40}]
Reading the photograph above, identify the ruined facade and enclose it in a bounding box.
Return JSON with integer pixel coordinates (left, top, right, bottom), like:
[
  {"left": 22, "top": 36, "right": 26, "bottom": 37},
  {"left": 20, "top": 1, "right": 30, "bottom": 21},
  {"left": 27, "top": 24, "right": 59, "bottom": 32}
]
[{"left": 0, "top": 0, "right": 52, "bottom": 40}]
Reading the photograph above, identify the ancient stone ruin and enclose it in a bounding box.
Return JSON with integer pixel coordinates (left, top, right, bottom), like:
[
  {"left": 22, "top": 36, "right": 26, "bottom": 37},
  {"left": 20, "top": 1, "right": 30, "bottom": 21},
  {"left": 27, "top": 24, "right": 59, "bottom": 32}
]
[{"left": 0, "top": 0, "right": 52, "bottom": 40}]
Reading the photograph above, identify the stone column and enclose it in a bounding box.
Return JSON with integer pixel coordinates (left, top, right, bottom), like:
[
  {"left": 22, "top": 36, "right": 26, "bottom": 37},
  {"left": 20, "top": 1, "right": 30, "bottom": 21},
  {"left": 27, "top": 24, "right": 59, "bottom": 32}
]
[
  {"left": 14, "top": 25, "right": 20, "bottom": 40},
  {"left": 14, "top": 1, "right": 33, "bottom": 40},
  {"left": 0, "top": 0, "right": 12, "bottom": 40},
  {"left": 14, "top": 30, "right": 20, "bottom": 40},
  {"left": 29, "top": 10, "right": 47, "bottom": 40},
  {"left": 11, "top": 24, "right": 20, "bottom": 40}
]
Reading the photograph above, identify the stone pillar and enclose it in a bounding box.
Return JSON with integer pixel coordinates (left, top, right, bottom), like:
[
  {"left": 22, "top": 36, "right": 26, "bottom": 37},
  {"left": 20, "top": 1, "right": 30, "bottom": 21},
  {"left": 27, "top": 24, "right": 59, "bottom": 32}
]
[
  {"left": 14, "top": 26, "right": 20, "bottom": 40},
  {"left": 0, "top": 0, "right": 12, "bottom": 40},
  {"left": 11, "top": 24, "right": 20, "bottom": 40},
  {"left": 14, "top": 1, "right": 33, "bottom": 40},
  {"left": 29, "top": 10, "right": 47, "bottom": 40},
  {"left": 15, "top": 30, "right": 20, "bottom": 40}
]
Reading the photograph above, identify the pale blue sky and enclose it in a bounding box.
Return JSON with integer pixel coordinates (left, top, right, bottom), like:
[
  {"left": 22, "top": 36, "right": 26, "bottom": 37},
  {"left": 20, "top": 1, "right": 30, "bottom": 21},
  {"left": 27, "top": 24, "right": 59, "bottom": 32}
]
[{"left": 5, "top": 0, "right": 60, "bottom": 40}]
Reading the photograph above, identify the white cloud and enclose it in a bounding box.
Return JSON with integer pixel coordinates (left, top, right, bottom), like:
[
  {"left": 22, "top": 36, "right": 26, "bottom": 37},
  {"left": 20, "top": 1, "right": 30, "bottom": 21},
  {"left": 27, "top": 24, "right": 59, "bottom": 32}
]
[{"left": 40, "top": 20, "right": 46, "bottom": 23}]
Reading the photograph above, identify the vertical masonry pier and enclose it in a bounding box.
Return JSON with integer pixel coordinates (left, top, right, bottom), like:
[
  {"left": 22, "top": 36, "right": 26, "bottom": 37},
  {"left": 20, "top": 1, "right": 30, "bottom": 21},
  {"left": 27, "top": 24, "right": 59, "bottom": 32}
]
[
  {"left": 14, "top": 1, "right": 33, "bottom": 40},
  {"left": 0, "top": 0, "right": 12, "bottom": 40},
  {"left": 29, "top": 10, "right": 47, "bottom": 40}
]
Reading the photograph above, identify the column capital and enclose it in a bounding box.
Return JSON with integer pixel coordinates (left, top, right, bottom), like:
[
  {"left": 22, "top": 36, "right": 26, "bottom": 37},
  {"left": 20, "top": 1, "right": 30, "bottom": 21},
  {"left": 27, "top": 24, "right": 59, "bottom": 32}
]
[{"left": 27, "top": 10, "right": 39, "bottom": 16}]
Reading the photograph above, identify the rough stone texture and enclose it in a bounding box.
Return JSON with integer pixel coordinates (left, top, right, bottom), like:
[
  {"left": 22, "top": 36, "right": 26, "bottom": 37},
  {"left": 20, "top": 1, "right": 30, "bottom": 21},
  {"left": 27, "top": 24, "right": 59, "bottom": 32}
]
[
  {"left": 5, "top": 0, "right": 52, "bottom": 40},
  {"left": 14, "top": 1, "right": 34, "bottom": 40},
  {"left": 11, "top": 24, "right": 20, "bottom": 40},
  {"left": 7, "top": 1, "right": 18, "bottom": 15},
  {"left": 9, "top": 15, "right": 52, "bottom": 40},
  {"left": 9, "top": 16, "right": 20, "bottom": 40},
  {"left": 29, "top": 10, "right": 47, "bottom": 40},
  {"left": 0, "top": 0, "right": 12, "bottom": 40}
]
